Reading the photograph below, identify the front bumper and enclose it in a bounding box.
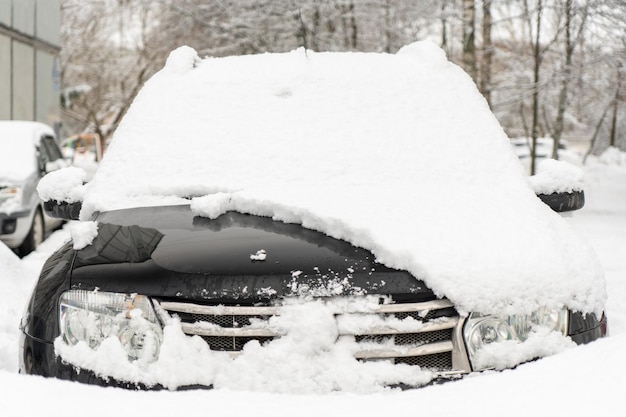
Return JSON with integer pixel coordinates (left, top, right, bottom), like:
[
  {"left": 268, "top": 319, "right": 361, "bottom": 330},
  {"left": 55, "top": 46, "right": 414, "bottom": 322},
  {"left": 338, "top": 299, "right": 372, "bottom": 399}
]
[
  {"left": 20, "top": 309, "right": 608, "bottom": 390},
  {"left": 0, "top": 209, "right": 31, "bottom": 248}
]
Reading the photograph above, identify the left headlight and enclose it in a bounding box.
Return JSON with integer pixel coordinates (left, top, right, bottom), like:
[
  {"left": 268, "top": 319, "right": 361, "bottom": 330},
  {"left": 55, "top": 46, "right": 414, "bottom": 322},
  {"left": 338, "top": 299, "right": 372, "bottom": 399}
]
[
  {"left": 463, "top": 307, "right": 568, "bottom": 371},
  {"left": 59, "top": 290, "right": 163, "bottom": 363},
  {"left": 0, "top": 186, "right": 22, "bottom": 203}
]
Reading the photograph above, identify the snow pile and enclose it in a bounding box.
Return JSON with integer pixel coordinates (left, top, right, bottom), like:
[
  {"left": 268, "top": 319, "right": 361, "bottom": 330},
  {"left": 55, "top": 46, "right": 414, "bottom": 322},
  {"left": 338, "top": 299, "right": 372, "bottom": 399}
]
[
  {"left": 599, "top": 146, "right": 626, "bottom": 166},
  {"left": 581, "top": 147, "right": 626, "bottom": 215},
  {"left": 163, "top": 45, "right": 202, "bottom": 74},
  {"left": 37, "top": 166, "right": 87, "bottom": 203},
  {"left": 0, "top": 243, "right": 30, "bottom": 372},
  {"left": 529, "top": 159, "right": 584, "bottom": 195},
  {"left": 70, "top": 221, "right": 99, "bottom": 249},
  {"left": 249, "top": 249, "right": 267, "bottom": 261},
  {"left": 471, "top": 327, "right": 574, "bottom": 370},
  {"left": 70, "top": 42, "right": 606, "bottom": 318}
]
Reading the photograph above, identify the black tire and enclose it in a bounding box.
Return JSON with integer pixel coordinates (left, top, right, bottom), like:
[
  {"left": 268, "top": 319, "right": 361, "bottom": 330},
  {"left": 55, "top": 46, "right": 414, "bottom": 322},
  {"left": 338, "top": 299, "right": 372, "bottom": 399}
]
[{"left": 17, "top": 209, "right": 44, "bottom": 257}]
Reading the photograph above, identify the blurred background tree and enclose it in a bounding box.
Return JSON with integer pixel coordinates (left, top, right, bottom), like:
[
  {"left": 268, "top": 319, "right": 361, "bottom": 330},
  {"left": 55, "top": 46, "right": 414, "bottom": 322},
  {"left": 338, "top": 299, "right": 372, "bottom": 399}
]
[{"left": 60, "top": 0, "right": 625, "bottom": 166}]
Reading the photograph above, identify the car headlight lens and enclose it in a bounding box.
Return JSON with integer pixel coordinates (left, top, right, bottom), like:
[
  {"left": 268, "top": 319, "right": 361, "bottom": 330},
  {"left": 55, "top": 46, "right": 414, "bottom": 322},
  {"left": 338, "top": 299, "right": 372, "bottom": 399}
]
[
  {"left": 59, "top": 290, "right": 162, "bottom": 363},
  {"left": 0, "top": 186, "right": 22, "bottom": 201},
  {"left": 464, "top": 307, "right": 568, "bottom": 371}
]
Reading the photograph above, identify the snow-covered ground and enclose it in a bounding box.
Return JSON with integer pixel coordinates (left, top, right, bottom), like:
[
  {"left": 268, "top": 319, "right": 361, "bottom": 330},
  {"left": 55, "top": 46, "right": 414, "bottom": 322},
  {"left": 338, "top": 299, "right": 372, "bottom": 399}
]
[{"left": 0, "top": 152, "right": 624, "bottom": 416}]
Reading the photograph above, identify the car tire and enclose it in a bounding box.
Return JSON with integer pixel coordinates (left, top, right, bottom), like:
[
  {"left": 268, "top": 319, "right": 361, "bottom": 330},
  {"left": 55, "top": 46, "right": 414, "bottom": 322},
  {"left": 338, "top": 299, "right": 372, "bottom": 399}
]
[{"left": 18, "top": 209, "right": 44, "bottom": 257}]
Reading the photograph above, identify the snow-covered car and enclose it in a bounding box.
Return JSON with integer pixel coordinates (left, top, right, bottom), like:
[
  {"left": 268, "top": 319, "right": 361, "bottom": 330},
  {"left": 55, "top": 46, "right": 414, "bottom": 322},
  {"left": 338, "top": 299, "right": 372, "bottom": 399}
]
[
  {"left": 0, "top": 121, "right": 66, "bottom": 256},
  {"left": 20, "top": 43, "right": 607, "bottom": 392}
]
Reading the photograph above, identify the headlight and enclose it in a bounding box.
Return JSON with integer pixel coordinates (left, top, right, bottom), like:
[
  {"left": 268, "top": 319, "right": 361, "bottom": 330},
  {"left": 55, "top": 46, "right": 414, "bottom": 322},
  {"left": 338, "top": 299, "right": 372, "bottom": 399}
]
[
  {"left": 59, "top": 290, "right": 162, "bottom": 363},
  {"left": 0, "top": 186, "right": 22, "bottom": 201},
  {"left": 463, "top": 307, "right": 568, "bottom": 371}
]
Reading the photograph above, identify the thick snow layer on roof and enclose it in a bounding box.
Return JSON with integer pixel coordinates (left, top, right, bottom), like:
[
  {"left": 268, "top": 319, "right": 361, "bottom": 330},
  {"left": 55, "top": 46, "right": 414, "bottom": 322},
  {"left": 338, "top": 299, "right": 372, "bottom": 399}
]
[
  {"left": 78, "top": 42, "right": 605, "bottom": 316},
  {"left": 0, "top": 121, "right": 54, "bottom": 184}
]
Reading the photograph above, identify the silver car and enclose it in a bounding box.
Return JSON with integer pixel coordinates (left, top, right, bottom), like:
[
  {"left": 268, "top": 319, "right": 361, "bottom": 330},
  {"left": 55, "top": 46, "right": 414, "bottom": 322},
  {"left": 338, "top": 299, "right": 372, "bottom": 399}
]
[{"left": 0, "top": 121, "right": 65, "bottom": 256}]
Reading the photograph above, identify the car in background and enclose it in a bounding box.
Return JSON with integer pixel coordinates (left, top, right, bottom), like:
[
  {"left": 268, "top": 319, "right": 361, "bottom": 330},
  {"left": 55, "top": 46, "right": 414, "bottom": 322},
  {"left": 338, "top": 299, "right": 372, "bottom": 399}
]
[
  {"left": 0, "top": 121, "right": 66, "bottom": 256},
  {"left": 20, "top": 43, "right": 608, "bottom": 392}
]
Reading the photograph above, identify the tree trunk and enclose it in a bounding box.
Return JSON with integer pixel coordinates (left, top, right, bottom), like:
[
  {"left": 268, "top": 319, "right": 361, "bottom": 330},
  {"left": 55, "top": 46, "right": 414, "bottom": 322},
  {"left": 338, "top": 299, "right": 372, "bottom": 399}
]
[
  {"left": 584, "top": 101, "right": 611, "bottom": 163},
  {"left": 609, "top": 63, "right": 622, "bottom": 148},
  {"left": 530, "top": 0, "right": 543, "bottom": 176},
  {"left": 553, "top": 0, "right": 585, "bottom": 160},
  {"left": 340, "top": 2, "right": 357, "bottom": 49},
  {"left": 480, "top": 0, "right": 493, "bottom": 107},
  {"left": 311, "top": 6, "right": 321, "bottom": 51},
  {"left": 462, "top": 0, "right": 477, "bottom": 80},
  {"left": 383, "top": 0, "right": 393, "bottom": 53},
  {"left": 349, "top": 2, "right": 357, "bottom": 48},
  {"left": 440, "top": 1, "right": 448, "bottom": 52}
]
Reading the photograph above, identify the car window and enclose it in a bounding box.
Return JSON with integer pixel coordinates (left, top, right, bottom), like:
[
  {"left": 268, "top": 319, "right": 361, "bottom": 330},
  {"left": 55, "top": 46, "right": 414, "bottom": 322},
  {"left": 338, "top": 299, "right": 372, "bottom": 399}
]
[{"left": 41, "top": 135, "right": 63, "bottom": 161}]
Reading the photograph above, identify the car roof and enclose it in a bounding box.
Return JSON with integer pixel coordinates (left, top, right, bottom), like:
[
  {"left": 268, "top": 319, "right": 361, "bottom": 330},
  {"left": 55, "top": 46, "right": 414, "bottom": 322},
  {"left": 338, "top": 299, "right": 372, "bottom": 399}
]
[{"left": 0, "top": 121, "right": 55, "bottom": 183}]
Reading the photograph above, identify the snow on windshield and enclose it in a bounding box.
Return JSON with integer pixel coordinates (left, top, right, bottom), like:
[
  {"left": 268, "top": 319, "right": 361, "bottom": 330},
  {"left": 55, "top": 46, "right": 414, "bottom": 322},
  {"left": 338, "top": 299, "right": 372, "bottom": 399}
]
[{"left": 77, "top": 42, "right": 605, "bottom": 316}]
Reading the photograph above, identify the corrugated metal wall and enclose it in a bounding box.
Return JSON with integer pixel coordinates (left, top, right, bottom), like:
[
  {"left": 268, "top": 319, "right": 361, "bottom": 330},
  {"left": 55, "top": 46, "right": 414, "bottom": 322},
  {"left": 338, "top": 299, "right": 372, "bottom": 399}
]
[{"left": 0, "top": 0, "right": 60, "bottom": 128}]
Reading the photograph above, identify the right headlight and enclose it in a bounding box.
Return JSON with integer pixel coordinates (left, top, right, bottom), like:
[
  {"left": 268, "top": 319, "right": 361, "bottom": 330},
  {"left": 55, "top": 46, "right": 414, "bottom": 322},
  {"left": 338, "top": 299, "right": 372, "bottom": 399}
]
[
  {"left": 463, "top": 307, "right": 568, "bottom": 371},
  {"left": 59, "top": 290, "right": 163, "bottom": 363}
]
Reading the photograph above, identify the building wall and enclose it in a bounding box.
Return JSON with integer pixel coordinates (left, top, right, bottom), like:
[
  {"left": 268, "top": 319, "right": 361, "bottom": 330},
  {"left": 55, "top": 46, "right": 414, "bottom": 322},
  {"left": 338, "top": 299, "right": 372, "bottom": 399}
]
[{"left": 0, "top": 0, "right": 61, "bottom": 127}]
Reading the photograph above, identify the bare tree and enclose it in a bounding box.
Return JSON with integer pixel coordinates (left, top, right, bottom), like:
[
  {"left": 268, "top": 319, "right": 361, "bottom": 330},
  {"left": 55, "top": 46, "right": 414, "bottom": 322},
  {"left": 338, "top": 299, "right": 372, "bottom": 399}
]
[
  {"left": 609, "top": 62, "right": 623, "bottom": 148},
  {"left": 61, "top": 0, "right": 181, "bottom": 142},
  {"left": 59, "top": 0, "right": 626, "bottom": 157},
  {"left": 551, "top": 0, "right": 587, "bottom": 159},
  {"left": 479, "top": 0, "right": 493, "bottom": 107},
  {"left": 528, "top": 0, "right": 544, "bottom": 175},
  {"left": 462, "top": 0, "right": 477, "bottom": 80}
]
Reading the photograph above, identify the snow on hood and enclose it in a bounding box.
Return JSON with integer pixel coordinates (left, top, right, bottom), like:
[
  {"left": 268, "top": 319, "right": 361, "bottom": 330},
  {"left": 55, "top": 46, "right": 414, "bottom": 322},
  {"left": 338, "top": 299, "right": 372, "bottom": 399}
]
[
  {"left": 78, "top": 42, "right": 605, "bottom": 316},
  {"left": 0, "top": 121, "right": 54, "bottom": 184}
]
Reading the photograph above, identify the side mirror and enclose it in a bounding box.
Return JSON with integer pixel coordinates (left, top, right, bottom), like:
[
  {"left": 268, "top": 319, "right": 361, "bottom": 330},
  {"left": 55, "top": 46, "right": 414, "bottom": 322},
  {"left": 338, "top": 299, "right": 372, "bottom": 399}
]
[
  {"left": 536, "top": 190, "right": 585, "bottom": 212},
  {"left": 43, "top": 200, "right": 83, "bottom": 220},
  {"left": 530, "top": 159, "right": 585, "bottom": 213},
  {"left": 37, "top": 166, "right": 87, "bottom": 220}
]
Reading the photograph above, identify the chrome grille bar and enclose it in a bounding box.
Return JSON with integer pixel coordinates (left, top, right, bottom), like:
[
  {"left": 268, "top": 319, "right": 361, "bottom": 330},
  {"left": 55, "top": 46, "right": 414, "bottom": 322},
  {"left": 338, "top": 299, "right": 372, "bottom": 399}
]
[
  {"left": 154, "top": 298, "right": 470, "bottom": 373},
  {"left": 354, "top": 340, "right": 453, "bottom": 359},
  {"left": 180, "top": 323, "right": 280, "bottom": 337},
  {"left": 158, "top": 301, "right": 281, "bottom": 316},
  {"left": 340, "top": 317, "right": 458, "bottom": 336}
]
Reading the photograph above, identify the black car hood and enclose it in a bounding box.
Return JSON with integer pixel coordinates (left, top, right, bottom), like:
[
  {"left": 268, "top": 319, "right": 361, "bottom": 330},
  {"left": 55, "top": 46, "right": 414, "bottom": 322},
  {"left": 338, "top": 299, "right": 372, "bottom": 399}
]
[{"left": 70, "top": 205, "right": 434, "bottom": 303}]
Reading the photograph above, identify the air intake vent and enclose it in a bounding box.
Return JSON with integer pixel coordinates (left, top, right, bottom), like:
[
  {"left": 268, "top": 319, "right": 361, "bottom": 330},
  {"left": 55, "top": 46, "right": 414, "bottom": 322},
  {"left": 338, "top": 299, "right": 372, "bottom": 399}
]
[{"left": 154, "top": 298, "right": 469, "bottom": 376}]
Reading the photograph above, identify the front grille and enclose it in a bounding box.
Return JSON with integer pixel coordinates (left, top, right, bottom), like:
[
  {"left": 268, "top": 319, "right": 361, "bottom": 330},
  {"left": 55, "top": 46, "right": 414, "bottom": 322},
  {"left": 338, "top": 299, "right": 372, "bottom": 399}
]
[
  {"left": 177, "top": 312, "right": 271, "bottom": 329},
  {"left": 200, "top": 335, "right": 275, "bottom": 351},
  {"left": 356, "top": 329, "right": 453, "bottom": 346},
  {"left": 154, "top": 298, "right": 468, "bottom": 374},
  {"left": 396, "top": 351, "right": 452, "bottom": 369}
]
